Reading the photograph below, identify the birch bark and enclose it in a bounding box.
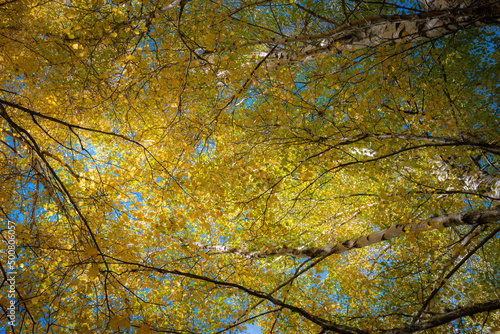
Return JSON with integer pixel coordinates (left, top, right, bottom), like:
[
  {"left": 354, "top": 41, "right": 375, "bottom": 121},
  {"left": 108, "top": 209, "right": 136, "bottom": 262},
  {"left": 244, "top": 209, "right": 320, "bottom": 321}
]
[
  {"left": 261, "top": 1, "right": 500, "bottom": 69},
  {"left": 193, "top": 206, "right": 500, "bottom": 259}
]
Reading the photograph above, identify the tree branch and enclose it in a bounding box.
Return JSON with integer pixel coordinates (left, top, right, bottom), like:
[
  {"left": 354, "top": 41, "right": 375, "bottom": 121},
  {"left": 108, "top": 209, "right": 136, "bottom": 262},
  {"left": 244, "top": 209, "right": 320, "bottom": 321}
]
[
  {"left": 191, "top": 206, "right": 500, "bottom": 259},
  {"left": 385, "top": 299, "right": 500, "bottom": 333},
  {"left": 105, "top": 256, "right": 369, "bottom": 334}
]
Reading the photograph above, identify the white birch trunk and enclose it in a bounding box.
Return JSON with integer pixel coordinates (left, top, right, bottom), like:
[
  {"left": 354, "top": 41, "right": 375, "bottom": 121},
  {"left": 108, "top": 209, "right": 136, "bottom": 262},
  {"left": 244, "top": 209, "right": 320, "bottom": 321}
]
[
  {"left": 193, "top": 206, "right": 500, "bottom": 259},
  {"left": 263, "top": 2, "right": 500, "bottom": 69}
]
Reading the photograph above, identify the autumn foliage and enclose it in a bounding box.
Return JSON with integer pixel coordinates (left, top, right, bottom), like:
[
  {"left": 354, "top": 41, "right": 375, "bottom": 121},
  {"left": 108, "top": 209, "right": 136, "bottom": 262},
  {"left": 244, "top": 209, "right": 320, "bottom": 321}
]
[{"left": 1, "top": 0, "right": 500, "bottom": 333}]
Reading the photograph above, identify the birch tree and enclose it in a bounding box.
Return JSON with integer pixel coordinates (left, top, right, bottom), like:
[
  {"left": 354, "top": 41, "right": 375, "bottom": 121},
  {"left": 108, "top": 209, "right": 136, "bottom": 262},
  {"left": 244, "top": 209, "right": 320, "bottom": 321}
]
[{"left": 1, "top": 0, "right": 499, "bottom": 333}]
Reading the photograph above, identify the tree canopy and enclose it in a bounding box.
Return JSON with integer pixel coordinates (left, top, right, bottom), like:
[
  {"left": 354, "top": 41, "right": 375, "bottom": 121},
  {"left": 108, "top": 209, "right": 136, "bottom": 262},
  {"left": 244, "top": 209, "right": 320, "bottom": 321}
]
[{"left": 1, "top": 0, "right": 500, "bottom": 333}]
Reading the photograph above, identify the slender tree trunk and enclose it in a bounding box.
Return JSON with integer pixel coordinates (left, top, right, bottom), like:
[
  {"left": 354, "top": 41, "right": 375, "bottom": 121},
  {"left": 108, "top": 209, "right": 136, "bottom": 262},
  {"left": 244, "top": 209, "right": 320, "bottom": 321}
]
[
  {"left": 193, "top": 206, "right": 500, "bottom": 259},
  {"left": 262, "top": 1, "right": 500, "bottom": 69}
]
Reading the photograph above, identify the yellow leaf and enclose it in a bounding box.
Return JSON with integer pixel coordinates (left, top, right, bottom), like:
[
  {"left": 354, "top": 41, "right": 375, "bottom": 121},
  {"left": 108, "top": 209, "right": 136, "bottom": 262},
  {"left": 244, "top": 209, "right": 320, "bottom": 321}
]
[
  {"left": 138, "top": 324, "right": 151, "bottom": 334},
  {"left": 84, "top": 247, "right": 99, "bottom": 258},
  {"left": 88, "top": 263, "right": 99, "bottom": 278},
  {"left": 109, "top": 317, "right": 120, "bottom": 330},
  {"left": 202, "top": 221, "right": 211, "bottom": 230}
]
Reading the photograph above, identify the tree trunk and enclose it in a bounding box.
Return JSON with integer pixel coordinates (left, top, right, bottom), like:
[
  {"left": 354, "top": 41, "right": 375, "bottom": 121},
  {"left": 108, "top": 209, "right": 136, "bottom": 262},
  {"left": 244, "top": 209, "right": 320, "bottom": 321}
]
[
  {"left": 193, "top": 206, "right": 500, "bottom": 259},
  {"left": 263, "top": 1, "right": 500, "bottom": 69}
]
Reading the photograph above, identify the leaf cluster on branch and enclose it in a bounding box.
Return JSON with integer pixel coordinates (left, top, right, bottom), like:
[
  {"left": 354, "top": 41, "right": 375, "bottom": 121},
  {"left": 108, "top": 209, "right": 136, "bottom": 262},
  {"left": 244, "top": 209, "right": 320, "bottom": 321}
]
[{"left": 1, "top": 0, "right": 499, "bottom": 333}]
